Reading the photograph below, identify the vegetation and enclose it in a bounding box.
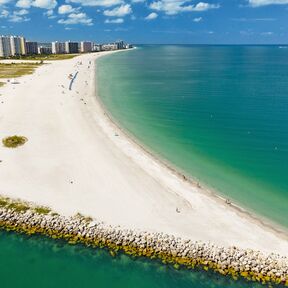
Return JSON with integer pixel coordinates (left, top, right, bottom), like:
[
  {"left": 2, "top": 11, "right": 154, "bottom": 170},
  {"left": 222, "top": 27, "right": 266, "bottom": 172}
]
[
  {"left": 0, "top": 82, "right": 5, "bottom": 87},
  {"left": 7, "top": 202, "right": 30, "bottom": 212},
  {"left": 75, "top": 212, "right": 93, "bottom": 223},
  {"left": 2, "top": 135, "right": 28, "bottom": 148},
  {"left": 6, "top": 54, "right": 78, "bottom": 61},
  {"left": 0, "top": 196, "right": 52, "bottom": 214},
  {"left": 34, "top": 207, "right": 51, "bottom": 215},
  {"left": 0, "top": 63, "right": 41, "bottom": 78}
]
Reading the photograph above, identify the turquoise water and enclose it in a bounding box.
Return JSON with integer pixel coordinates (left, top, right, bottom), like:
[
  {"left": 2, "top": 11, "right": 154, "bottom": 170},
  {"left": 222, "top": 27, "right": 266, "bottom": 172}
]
[
  {"left": 0, "top": 230, "right": 267, "bottom": 288},
  {"left": 97, "top": 45, "right": 288, "bottom": 228}
]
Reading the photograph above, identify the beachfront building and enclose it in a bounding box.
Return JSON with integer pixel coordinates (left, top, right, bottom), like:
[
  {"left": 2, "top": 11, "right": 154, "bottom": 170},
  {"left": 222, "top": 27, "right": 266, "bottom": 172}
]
[
  {"left": 26, "top": 41, "right": 38, "bottom": 55},
  {"left": 0, "top": 36, "right": 11, "bottom": 57},
  {"left": 65, "top": 41, "right": 79, "bottom": 54},
  {"left": 10, "top": 36, "right": 22, "bottom": 56},
  {"left": 92, "top": 43, "right": 101, "bottom": 52},
  {"left": 125, "top": 43, "right": 133, "bottom": 49},
  {"left": 101, "top": 43, "right": 118, "bottom": 51},
  {"left": 0, "top": 35, "right": 27, "bottom": 57},
  {"left": 80, "top": 41, "right": 92, "bottom": 53},
  {"left": 20, "top": 37, "right": 26, "bottom": 55},
  {"left": 38, "top": 46, "right": 52, "bottom": 54},
  {"left": 116, "top": 40, "right": 125, "bottom": 50},
  {"left": 51, "top": 42, "right": 66, "bottom": 54}
]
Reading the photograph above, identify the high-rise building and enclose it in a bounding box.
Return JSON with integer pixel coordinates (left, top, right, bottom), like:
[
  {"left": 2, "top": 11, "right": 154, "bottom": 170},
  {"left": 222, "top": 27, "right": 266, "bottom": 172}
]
[
  {"left": 65, "top": 41, "right": 79, "bottom": 54},
  {"left": 52, "top": 42, "right": 66, "bottom": 54},
  {"left": 20, "top": 37, "right": 26, "bottom": 55},
  {"left": 10, "top": 36, "right": 22, "bottom": 56},
  {"left": 0, "top": 36, "right": 11, "bottom": 57},
  {"left": 93, "top": 44, "right": 101, "bottom": 52},
  {"left": 26, "top": 42, "right": 38, "bottom": 55},
  {"left": 116, "top": 40, "right": 124, "bottom": 50},
  {"left": 80, "top": 41, "right": 92, "bottom": 53},
  {"left": 38, "top": 46, "right": 52, "bottom": 54}
]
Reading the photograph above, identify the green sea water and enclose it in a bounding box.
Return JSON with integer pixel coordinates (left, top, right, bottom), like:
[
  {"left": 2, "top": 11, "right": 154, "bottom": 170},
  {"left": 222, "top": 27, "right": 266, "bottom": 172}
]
[
  {"left": 97, "top": 45, "right": 288, "bottom": 229},
  {"left": 0, "top": 230, "right": 267, "bottom": 288}
]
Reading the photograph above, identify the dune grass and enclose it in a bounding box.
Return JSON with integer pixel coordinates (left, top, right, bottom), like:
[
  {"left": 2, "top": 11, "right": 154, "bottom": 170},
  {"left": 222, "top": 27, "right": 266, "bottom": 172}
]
[
  {"left": 0, "top": 63, "right": 41, "bottom": 78},
  {"left": 33, "top": 207, "right": 51, "bottom": 215},
  {"left": 0, "top": 82, "right": 4, "bottom": 87},
  {"left": 0, "top": 195, "right": 51, "bottom": 214},
  {"left": 2, "top": 135, "right": 28, "bottom": 148}
]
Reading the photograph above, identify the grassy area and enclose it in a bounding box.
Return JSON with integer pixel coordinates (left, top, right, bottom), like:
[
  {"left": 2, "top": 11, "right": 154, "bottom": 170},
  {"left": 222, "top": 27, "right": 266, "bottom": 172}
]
[
  {"left": 0, "top": 63, "right": 41, "bottom": 78},
  {"left": 2, "top": 135, "right": 28, "bottom": 148},
  {"left": 0, "top": 195, "right": 52, "bottom": 214},
  {"left": 34, "top": 207, "right": 51, "bottom": 215},
  {"left": 6, "top": 54, "right": 78, "bottom": 61},
  {"left": 0, "top": 82, "right": 5, "bottom": 87}
]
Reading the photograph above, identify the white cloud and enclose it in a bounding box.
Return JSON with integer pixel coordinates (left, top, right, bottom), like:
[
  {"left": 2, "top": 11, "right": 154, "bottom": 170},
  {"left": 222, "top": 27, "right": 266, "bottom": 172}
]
[
  {"left": 248, "top": 0, "right": 288, "bottom": 6},
  {"left": 58, "top": 4, "right": 78, "bottom": 14},
  {"left": 16, "top": 0, "right": 57, "bottom": 9},
  {"left": 261, "top": 31, "right": 274, "bottom": 35},
  {"left": 145, "top": 12, "right": 158, "bottom": 20},
  {"left": 104, "top": 17, "right": 123, "bottom": 23},
  {"left": 58, "top": 12, "right": 93, "bottom": 25},
  {"left": 193, "top": 16, "right": 202, "bottom": 22},
  {"left": 0, "top": 8, "right": 30, "bottom": 21},
  {"left": 33, "top": 0, "right": 57, "bottom": 9},
  {"left": 149, "top": 1, "right": 219, "bottom": 15},
  {"left": 232, "top": 17, "right": 276, "bottom": 21},
  {"left": 16, "top": 0, "right": 31, "bottom": 8},
  {"left": 0, "top": 9, "right": 9, "bottom": 18},
  {"left": 193, "top": 2, "right": 219, "bottom": 11},
  {"left": 44, "top": 9, "right": 56, "bottom": 18},
  {"left": 131, "top": 0, "right": 145, "bottom": 2},
  {"left": 9, "top": 13, "right": 30, "bottom": 22},
  {"left": 104, "top": 4, "right": 132, "bottom": 16},
  {"left": 0, "top": 0, "right": 12, "bottom": 5},
  {"left": 14, "top": 9, "right": 29, "bottom": 15},
  {"left": 66, "top": 0, "right": 123, "bottom": 7}
]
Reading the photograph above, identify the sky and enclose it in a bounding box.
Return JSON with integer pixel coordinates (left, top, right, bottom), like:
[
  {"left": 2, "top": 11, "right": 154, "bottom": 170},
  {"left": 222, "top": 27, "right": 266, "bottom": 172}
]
[{"left": 1, "top": 0, "right": 288, "bottom": 44}]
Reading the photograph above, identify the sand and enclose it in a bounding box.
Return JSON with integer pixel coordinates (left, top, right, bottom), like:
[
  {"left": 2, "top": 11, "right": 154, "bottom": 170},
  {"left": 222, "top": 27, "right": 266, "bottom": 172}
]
[{"left": 0, "top": 51, "right": 287, "bottom": 256}]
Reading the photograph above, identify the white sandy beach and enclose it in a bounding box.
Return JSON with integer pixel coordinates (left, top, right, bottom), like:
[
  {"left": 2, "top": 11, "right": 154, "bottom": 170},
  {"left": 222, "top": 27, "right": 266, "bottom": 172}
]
[{"left": 0, "top": 51, "right": 287, "bottom": 256}]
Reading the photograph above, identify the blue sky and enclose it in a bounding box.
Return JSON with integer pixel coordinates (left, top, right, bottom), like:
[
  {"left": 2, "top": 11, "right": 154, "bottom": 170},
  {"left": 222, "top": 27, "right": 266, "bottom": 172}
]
[{"left": 1, "top": 0, "right": 288, "bottom": 44}]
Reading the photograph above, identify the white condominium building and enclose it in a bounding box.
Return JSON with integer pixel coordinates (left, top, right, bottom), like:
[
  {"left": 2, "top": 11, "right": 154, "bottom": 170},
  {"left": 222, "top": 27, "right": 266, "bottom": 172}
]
[
  {"left": 10, "top": 36, "right": 22, "bottom": 56},
  {"left": 80, "top": 41, "right": 92, "bottom": 53},
  {"left": 0, "top": 35, "right": 27, "bottom": 57},
  {"left": 20, "top": 37, "right": 26, "bottom": 55},
  {"left": 0, "top": 36, "right": 12, "bottom": 57},
  {"left": 52, "top": 41, "right": 66, "bottom": 54}
]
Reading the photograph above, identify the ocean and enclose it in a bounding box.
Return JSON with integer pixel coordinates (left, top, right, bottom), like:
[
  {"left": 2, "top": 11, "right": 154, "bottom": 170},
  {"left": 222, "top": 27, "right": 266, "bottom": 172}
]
[
  {"left": 0, "top": 230, "right": 265, "bottom": 288},
  {"left": 97, "top": 45, "right": 288, "bottom": 229}
]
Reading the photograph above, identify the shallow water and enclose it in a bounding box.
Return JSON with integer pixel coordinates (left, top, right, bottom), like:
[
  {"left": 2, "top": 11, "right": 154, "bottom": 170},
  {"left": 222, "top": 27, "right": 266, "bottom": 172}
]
[
  {"left": 97, "top": 45, "right": 288, "bottom": 229},
  {"left": 0, "top": 230, "right": 267, "bottom": 288}
]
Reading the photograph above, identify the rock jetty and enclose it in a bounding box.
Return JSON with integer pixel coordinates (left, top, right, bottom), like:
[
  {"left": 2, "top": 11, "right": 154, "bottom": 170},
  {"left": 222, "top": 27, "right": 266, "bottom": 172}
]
[{"left": 0, "top": 196, "right": 287, "bottom": 286}]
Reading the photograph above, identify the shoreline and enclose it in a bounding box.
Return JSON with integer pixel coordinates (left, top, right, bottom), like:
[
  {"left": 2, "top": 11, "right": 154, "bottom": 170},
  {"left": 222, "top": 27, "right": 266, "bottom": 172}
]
[
  {"left": 93, "top": 53, "right": 288, "bottom": 241},
  {"left": 94, "top": 54, "right": 288, "bottom": 240},
  {"left": 0, "top": 51, "right": 287, "bottom": 258}
]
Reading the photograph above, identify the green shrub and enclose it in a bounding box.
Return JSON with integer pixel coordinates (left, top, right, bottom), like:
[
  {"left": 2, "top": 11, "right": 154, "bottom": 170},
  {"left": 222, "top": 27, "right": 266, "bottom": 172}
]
[
  {"left": 0, "top": 197, "right": 8, "bottom": 207},
  {"left": 7, "top": 202, "right": 29, "bottom": 212},
  {"left": 2, "top": 135, "right": 27, "bottom": 148},
  {"left": 34, "top": 207, "right": 51, "bottom": 215}
]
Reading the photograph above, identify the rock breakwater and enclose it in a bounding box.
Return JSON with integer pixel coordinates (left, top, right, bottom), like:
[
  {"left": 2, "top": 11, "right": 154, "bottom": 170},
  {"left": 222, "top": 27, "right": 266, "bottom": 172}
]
[{"left": 0, "top": 196, "right": 287, "bottom": 286}]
